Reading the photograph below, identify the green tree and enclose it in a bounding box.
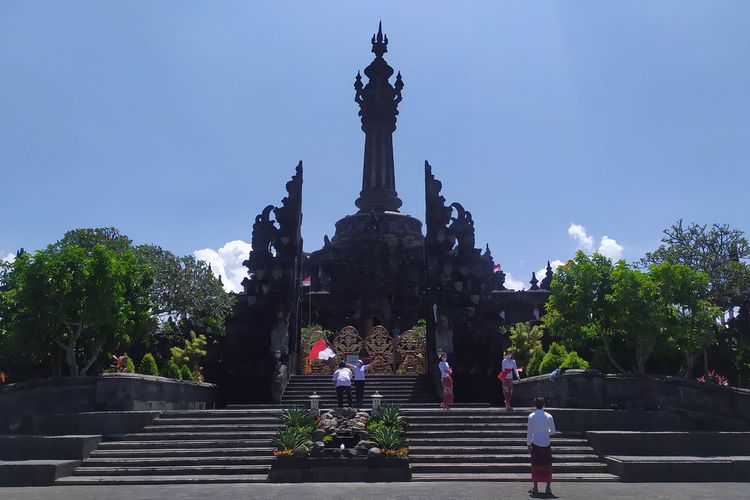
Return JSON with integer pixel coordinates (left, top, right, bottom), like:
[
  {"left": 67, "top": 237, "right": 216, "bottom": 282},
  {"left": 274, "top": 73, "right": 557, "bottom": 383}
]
[
  {"left": 508, "top": 322, "right": 543, "bottom": 368},
  {"left": 169, "top": 332, "right": 208, "bottom": 377},
  {"left": 561, "top": 351, "right": 590, "bottom": 370},
  {"left": 163, "top": 358, "right": 182, "bottom": 379},
  {"left": 138, "top": 353, "right": 159, "bottom": 376},
  {"left": 0, "top": 245, "right": 152, "bottom": 377},
  {"left": 538, "top": 342, "right": 569, "bottom": 374}
]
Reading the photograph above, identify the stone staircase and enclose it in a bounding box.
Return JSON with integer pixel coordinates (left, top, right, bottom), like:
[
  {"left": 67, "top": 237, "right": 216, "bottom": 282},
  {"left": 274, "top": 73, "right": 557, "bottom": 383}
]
[
  {"left": 405, "top": 407, "right": 618, "bottom": 482},
  {"left": 276, "top": 374, "right": 439, "bottom": 407},
  {"left": 56, "top": 408, "right": 279, "bottom": 485}
]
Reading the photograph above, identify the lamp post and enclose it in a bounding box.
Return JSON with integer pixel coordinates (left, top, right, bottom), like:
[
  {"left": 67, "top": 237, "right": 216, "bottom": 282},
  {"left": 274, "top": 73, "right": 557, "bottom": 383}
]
[
  {"left": 371, "top": 391, "right": 383, "bottom": 417},
  {"left": 309, "top": 392, "right": 322, "bottom": 418}
]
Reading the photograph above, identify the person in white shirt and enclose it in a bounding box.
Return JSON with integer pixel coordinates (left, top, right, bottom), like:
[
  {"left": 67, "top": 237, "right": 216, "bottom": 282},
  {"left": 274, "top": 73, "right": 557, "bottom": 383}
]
[
  {"left": 438, "top": 352, "right": 453, "bottom": 409},
  {"left": 500, "top": 351, "right": 519, "bottom": 411},
  {"left": 346, "top": 359, "right": 370, "bottom": 408},
  {"left": 332, "top": 361, "right": 353, "bottom": 408},
  {"left": 527, "top": 396, "right": 556, "bottom": 496}
]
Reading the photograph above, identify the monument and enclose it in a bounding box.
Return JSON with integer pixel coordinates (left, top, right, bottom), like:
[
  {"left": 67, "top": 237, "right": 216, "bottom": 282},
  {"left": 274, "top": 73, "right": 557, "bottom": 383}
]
[{"left": 216, "top": 24, "right": 554, "bottom": 404}]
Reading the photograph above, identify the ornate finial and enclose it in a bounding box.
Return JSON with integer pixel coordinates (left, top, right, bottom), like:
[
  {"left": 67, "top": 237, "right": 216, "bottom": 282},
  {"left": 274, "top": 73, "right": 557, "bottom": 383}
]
[
  {"left": 541, "top": 261, "right": 554, "bottom": 290},
  {"left": 371, "top": 21, "right": 388, "bottom": 57},
  {"left": 529, "top": 272, "right": 540, "bottom": 290}
]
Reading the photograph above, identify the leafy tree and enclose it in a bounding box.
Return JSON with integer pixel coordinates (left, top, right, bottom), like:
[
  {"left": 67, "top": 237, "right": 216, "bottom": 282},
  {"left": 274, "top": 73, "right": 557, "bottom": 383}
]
[
  {"left": 0, "top": 245, "right": 153, "bottom": 377},
  {"left": 525, "top": 349, "right": 545, "bottom": 377},
  {"left": 138, "top": 353, "right": 159, "bottom": 376},
  {"left": 561, "top": 351, "right": 590, "bottom": 370},
  {"left": 169, "top": 332, "right": 208, "bottom": 376},
  {"left": 508, "top": 322, "right": 543, "bottom": 368}
]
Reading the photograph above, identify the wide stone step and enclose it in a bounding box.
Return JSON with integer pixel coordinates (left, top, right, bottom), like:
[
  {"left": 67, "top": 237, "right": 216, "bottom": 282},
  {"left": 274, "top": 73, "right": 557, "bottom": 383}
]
[
  {"left": 406, "top": 430, "right": 529, "bottom": 438},
  {"left": 406, "top": 438, "right": 590, "bottom": 447},
  {"left": 409, "top": 446, "right": 594, "bottom": 455},
  {"left": 90, "top": 448, "right": 273, "bottom": 458},
  {"left": 409, "top": 454, "right": 603, "bottom": 463},
  {"left": 408, "top": 423, "right": 527, "bottom": 431},
  {"left": 122, "top": 432, "right": 274, "bottom": 441},
  {"left": 56, "top": 474, "right": 268, "bottom": 485},
  {"left": 162, "top": 410, "right": 283, "bottom": 418},
  {"left": 72, "top": 464, "right": 270, "bottom": 476},
  {"left": 98, "top": 439, "right": 272, "bottom": 450},
  {"left": 154, "top": 417, "right": 281, "bottom": 425},
  {"left": 406, "top": 415, "right": 528, "bottom": 423},
  {"left": 410, "top": 462, "right": 610, "bottom": 473},
  {"left": 411, "top": 472, "right": 619, "bottom": 482},
  {"left": 83, "top": 456, "right": 273, "bottom": 467},
  {"left": 143, "top": 425, "right": 280, "bottom": 433}
]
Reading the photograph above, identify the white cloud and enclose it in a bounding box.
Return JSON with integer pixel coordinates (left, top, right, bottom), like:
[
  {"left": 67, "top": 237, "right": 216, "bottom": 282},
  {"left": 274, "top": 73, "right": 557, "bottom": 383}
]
[
  {"left": 597, "top": 235, "right": 624, "bottom": 261},
  {"left": 193, "top": 240, "right": 252, "bottom": 293},
  {"left": 1, "top": 252, "right": 15, "bottom": 263},
  {"left": 568, "top": 223, "right": 624, "bottom": 261},
  {"left": 503, "top": 272, "right": 526, "bottom": 291},
  {"left": 568, "top": 223, "right": 594, "bottom": 252}
]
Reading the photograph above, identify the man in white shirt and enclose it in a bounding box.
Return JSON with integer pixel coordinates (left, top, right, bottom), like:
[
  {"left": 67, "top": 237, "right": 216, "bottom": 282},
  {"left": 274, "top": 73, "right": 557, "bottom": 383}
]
[
  {"left": 332, "top": 361, "right": 353, "bottom": 408},
  {"left": 346, "top": 359, "right": 370, "bottom": 408},
  {"left": 527, "top": 396, "right": 556, "bottom": 496}
]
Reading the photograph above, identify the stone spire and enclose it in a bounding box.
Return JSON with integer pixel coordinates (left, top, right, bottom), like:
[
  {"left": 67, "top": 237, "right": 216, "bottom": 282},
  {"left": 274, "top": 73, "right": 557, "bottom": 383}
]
[{"left": 353, "top": 22, "right": 404, "bottom": 213}]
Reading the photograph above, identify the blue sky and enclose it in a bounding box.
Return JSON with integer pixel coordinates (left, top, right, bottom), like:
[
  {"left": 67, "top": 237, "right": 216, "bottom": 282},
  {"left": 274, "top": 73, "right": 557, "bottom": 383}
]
[{"left": 2, "top": 1, "right": 749, "bottom": 291}]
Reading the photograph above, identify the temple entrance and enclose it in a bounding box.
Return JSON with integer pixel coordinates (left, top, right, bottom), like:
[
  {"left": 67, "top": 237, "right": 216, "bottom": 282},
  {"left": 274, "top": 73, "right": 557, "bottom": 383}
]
[{"left": 299, "top": 323, "right": 425, "bottom": 375}]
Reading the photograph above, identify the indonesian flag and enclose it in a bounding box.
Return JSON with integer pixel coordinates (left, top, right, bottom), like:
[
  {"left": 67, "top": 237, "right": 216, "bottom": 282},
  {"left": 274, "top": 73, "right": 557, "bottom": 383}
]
[
  {"left": 307, "top": 339, "right": 336, "bottom": 361},
  {"left": 493, "top": 263, "right": 502, "bottom": 273},
  {"left": 301, "top": 276, "right": 311, "bottom": 287}
]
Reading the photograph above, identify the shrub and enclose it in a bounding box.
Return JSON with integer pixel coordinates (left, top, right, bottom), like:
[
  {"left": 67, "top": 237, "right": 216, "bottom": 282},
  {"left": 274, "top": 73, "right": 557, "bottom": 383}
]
[
  {"left": 125, "top": 355, "right": 136, "bottom": 374},
  {"left": 271, "top": 427, "right": 311, "bottom": 452},
  {"left": 179, "top": 364, "right": 195, "bottom": 381},
  {"left": 322, "top": 435, "right": 333, "bottom": 443},
  {"left": 138, "top": 353, "right": 159, "bottom": 376},
  {"left": 279, "top": 406, "right": 314, "bottom": 428},
  {"left": 163, "top": 359, "right": 182, "bottom": 379},
  {"left": 538, "top": 342, "right": 568, "bottom": 375},
  {"left": 370, "top": 426, "right": 405, "bottom": 450},
  {"left": 561, "top": 351, "right": 590, "bottom": 370},
  {"left": 525, "top": 348, "right": 545, "bottom": 377},
  {"left": 170, "top": 331, "right": 207, "bottom": 375}
]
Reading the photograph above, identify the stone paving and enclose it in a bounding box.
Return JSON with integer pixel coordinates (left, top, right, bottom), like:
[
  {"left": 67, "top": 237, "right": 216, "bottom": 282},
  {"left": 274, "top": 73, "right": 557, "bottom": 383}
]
[{"left": 0, "top": 481, "right": 746, "bottom": 500}]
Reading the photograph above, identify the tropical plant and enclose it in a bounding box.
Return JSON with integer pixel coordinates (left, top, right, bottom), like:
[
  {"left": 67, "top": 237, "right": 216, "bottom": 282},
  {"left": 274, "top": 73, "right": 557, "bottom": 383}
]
[
  {"left": 508, "top": 321, "right": 544, "bottom": 368},
  {"left": 138, "top": 353, "right": 159, "bottom": 376},
  {"left": 372, "top": 403, "right": 406, "bottom": 429},
  {"left": 697, "top": 370, "right": 729, "bottom": 386},
  {"left": 322, "top": 435, "right": 333, "bottom": 444},
  {"left": 279, "top": 406, "right": 314, "bottom": 429},
  {"left": 369, "top": 426, "right": 406, "bottom": 450},
  {"left": 271, "top": 426, "right": 311, "bottom": 452},
  {"left": 109, "top": 355, "right": 132, "bottom": 373},
  {"left": 163, "top": 358, "right": 182, "bottom": 379},
  {"left": 169, "top": 332, "right": 208, "bottom": 376}
]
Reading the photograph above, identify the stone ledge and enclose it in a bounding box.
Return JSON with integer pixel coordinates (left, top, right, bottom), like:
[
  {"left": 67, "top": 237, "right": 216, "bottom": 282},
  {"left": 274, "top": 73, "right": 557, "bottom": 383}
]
[
  {"left": 268, "top": 457, "right": 410, "bottom": 482},
  {"left": 0, "top": 435, "right": 100, "bottom": 461},
  {"left": 0, "top": 459, "right": 80, "bottom": 486}
]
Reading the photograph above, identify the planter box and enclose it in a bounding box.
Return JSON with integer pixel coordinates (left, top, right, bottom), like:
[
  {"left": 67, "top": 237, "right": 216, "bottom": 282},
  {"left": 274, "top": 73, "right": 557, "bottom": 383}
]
[{"left": 268, "top": 456, "right": 410, "bottom": 482}]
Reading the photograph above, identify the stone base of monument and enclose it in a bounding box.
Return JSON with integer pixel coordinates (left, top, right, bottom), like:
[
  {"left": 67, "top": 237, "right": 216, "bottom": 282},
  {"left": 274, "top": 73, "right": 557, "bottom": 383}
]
[
  {"left": 0, "top": 460, "right": 81, "bottom": 486},
  {"left": 268, "top": 456, "right": 411, "bottom": 482}
]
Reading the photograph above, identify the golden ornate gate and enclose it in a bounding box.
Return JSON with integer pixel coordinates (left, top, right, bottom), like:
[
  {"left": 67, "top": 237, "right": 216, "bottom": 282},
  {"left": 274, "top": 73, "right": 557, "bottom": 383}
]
[
  {"left": 364, "top": 325, "right": 395, "bottom": 374},
  {"left": 300, "top": 329, "right": 334, "bottom": 375},
  {"left": 332, "top": 325, "right": 364, "bottom": 361},
  {"left": 396, "top": 328, "right": 427, "bottom": 375}
]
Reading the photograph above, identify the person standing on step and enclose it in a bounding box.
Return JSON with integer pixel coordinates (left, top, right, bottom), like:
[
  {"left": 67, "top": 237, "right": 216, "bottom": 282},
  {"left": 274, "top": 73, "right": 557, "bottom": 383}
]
[
  {"left": 527, "top": 396, "right": 556, "bottom": 497},
  {"left": 500, "top": 350, "right": 519, "bottom": 411},
  {"left": 332, "top": 361, "right": 353, "bottom": 408},
  {"left": 346, "top": 359, "right": 370, "bottom": 408},
  {"left": 438, "top": 352, "right": 454, "bottom": 409}
]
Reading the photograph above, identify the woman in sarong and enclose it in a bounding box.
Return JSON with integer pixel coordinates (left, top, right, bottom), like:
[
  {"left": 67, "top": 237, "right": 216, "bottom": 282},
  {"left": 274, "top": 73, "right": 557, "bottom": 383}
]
[
  {"left": 438, "top": 352, "right": 453, "bottom": 409},
  {"left": 527, "top": 396, "right": 556, "bottom": 496},
  {"left": 499, "top": 350, "right": 519, "bottom": 410}
]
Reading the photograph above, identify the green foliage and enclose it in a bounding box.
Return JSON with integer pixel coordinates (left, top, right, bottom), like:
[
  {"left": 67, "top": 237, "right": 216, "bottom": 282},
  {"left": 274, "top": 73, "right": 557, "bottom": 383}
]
[
  {"left": 278, "top": 406, "right": 314, "bottom": 428},
  {"left": 169, "top": 332, "right": 208, "bottom": 376},
  {"left": 179, "top": 364, "right": 195, "bottom": 381},
  {"left": 525, "top": 349, "right": 545, "bottom": 377},
  {"left": 163, "top": 358, "right": 182, "bottom": 379},
  {"left": 0, "top": 242, "right": 153, "bottom": 377},
  {"left": 271, "top": 427, "right": 311, "bottom": 451},
  {"left": 125, "top": 355, "right": 136, "bottom": 374},
  {"left": 508, "top": 322, "right": 543, "bottom": 367},
  {"left": 369, "top": 425, "right": 405, "bottom": 450},
  {"left": 538, "top": 342, "right": 569, "bottom": 375},
  {"left": 322, "top": 435, "right": 333, "bottom": 443},
  {"left": 138, "top": 353, "right": 159, "bottom": 376},
  {"left": 561, "top": 351, "right": 590, "bottom": 370},
  {"left": 372, "top": 403, "right": 406, "bottom": 429}
]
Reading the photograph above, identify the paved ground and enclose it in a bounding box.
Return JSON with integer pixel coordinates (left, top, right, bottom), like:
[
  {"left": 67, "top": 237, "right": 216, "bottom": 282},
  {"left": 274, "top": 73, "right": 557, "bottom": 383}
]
[{"left": 0, "top": 482, "right": 747, "bottom": 500}]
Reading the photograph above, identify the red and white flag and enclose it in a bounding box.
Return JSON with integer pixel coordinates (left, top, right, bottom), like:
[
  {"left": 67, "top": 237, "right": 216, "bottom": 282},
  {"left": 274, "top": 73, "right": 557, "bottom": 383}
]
[
  {"left": 307, "top": 339, "right": 336, "bottom": 361},
  {"left": 301, "top": 276, "right": 311, "bottom": 287},
  {"left": 493, "top": 263, "right": 502, "bottom": 273}
]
